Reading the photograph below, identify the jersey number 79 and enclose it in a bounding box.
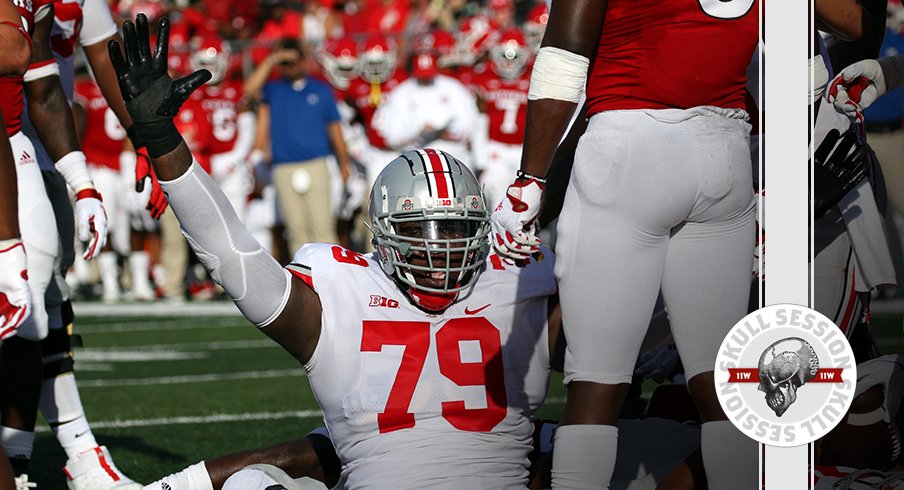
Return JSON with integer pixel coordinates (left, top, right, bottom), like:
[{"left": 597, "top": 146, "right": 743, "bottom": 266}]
[{"left": 361, "top": 317, "right": 508, "bottom": 434}]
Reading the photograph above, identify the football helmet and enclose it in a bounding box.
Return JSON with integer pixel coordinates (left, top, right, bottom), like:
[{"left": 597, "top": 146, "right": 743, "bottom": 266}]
[
  {"left": 489, "top": 28, "right": 530, "bottom": 79},
  {"left": 414, "top": 29, "right": 457, "bottom": 69},
  {"left": 451, "top": 16, "right": 499, "bottom": 66},
  {"left": 190, "top": 36, "right": 230, "bottom": 85},
  {"left": 321, "top": 37, "right": 360, "bottom": 90},
  {"left": 360, "top": 36, "right": 397, "bottom": 84},
  {"left": 524, "top": 3, "right": 549, "bottom": 55},
  {"left": 369, "top": 149, "right": 490, "bottom": 312}
]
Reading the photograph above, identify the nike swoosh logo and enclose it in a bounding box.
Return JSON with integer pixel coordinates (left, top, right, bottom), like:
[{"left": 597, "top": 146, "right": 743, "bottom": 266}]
[{"left": 464, "top": 304, "right": 491, "bottom": 315}]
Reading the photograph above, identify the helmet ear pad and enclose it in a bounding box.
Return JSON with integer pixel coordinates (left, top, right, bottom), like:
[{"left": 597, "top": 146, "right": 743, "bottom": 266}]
[{"left": 369, "top": 149, "right": 490, "bottom": 307}]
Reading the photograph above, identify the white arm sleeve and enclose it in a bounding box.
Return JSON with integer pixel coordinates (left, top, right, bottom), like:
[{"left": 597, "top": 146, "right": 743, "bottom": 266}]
[
  {"left": 159, "top": 161, "right": 291, "bottom": 327},
  {"left": 79, "top": 0, "right": 118, "bottom": 46}
]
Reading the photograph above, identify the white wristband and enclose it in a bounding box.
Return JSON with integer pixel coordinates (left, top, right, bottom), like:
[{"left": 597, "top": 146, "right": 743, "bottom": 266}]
[
  {"left": 55, "top": 151, "right": 94, "bottom": 192},
  {"left": 528, "top": 46, "right": 589, "bottom": 103},
  {"left": 23, "top": 60, "right": 60, "bottom": 83}
]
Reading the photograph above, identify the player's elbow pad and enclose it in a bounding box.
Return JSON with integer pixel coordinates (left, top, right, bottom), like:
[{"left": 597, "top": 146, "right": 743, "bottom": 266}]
[
  {"left": 160, "top": 161, "right": 290, "bottom": 327},
  {"left": 528, "top": 47, "right": 589, "bottom": 103}
]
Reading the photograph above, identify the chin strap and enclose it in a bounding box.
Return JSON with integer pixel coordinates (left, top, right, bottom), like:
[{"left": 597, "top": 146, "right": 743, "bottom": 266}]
[{"left": 406, "top": 287, "right": 457, "bottom": 313}]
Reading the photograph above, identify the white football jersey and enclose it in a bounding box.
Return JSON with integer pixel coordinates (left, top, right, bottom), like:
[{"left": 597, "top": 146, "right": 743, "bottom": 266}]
[{"left": 287, "top": 243, "right": 556, "bottom": 489}]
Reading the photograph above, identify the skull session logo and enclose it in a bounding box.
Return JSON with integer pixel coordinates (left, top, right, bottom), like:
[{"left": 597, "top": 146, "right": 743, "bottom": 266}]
[{"left": 715, "top": 304, "right": 856, "bottom": 446}]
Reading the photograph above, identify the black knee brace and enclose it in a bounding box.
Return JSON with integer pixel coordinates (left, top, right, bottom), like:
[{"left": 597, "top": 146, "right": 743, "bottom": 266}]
[{"left": 40, "top": 325, "right": 82, "bottom": 380}]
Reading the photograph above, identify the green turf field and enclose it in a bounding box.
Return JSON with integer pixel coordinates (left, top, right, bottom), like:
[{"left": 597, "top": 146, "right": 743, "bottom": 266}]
[
  {"left": 27, "top": 305, "right": 904, "bottom": 487},
  {"left": 28, "top": 310, "right": 569, "bottom": 487}
]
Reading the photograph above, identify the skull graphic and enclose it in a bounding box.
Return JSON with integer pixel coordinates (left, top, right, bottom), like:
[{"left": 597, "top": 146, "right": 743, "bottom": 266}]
[{"left": 757, "top": 338, "right": 819, "bottom": 417}]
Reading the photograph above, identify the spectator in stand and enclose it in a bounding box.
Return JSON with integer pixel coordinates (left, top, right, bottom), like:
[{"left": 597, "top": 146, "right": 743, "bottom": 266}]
[
  {"left": 488, "top": 0, "right": 516, "bottom": 29},
  {"left": 370, "top": 0, "right": 410, "bottom": 36},
  {"left": 301, "top": 0, "right": 343, "bottom": 46},
  {"left": 251, "top": 0, "right": 304, "bottom": 67},
  {"left": 244, "top": 38, "right": 351, "bottom": 253}
]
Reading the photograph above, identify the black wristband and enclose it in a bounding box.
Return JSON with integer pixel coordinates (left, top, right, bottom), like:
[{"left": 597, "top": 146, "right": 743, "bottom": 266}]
[
  {"left": 517, "top": 170, "right": 547, "bottom": 185},
  {"left": 125, "top": 76, "right": 185, "bottom": 158},
  {"left": 130, "top": 117, "right": 183, "bottom": 158}
]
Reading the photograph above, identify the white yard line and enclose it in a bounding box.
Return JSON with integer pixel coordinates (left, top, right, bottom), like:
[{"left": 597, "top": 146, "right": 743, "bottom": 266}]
[
  {"left": 78, "top": 368, "right": 306, "bottom": 387},
  {"left": 74, "top": 302, "right": 242, "bottom": 317},
  {"left": 76, "top": 318, "right": 246, "bottom": 334},
  {"left": 75, "top": 351, "right": 208, "bottom": 362},
  {"left": 36, "top": 410, "right": 323, "bottom": 432},
  {"left": 82, "top": 339, "right": 276, "bottom": 352}
]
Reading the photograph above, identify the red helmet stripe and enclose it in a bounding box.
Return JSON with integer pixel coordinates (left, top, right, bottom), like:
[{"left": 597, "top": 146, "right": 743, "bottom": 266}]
[{"left": 423, "top": 148, "right": 452, "bottom": 199}]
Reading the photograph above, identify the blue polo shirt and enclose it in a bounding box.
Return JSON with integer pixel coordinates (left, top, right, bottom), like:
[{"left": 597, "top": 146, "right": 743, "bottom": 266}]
[
  {"left": 263, "top": 78, "right": 341, "bottom": 165},
  {"left": 864, "top": 29, "right": 904, "bottom": 125}
]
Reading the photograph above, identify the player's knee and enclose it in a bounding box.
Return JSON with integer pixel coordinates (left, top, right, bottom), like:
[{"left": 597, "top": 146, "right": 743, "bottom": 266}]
[{"left": 40, "top": 327, "right": 79, "bottom": 379}]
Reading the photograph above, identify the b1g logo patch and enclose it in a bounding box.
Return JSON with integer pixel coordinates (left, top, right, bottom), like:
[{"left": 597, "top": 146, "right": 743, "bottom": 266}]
[{"left": 715, "top": 304, "right": 856, "bottom": 447}]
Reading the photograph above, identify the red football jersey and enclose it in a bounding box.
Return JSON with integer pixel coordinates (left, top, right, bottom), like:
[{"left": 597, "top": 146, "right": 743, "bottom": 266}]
[
  {"left": 586, "top": 0, "right": 759, "bottom": 114},
  {"left": 455, "top": 63, "right": 489, "bottom": 94},
  {"left": 73, "top": 77, "right": 124, "bottom": 170},
  {"left": 199, "top": 80, "right": 244, "bottom": 156},
  {"left": 176, "top": 92, "right": 212, "bottom": 173},
  {"left": 473, "top": 70, "right": 530, "bottom": 145},
  {"left": 347, "top": 71, "right": 406, "bottom": 149},
  {"left": 0, "top": 0, "right": 52, "bottom": 136}
]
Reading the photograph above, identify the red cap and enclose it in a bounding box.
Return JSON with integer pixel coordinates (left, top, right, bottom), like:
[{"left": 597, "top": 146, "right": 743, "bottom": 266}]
[{"left": 412, "top": 52, "right": 438, "bottom": 78}]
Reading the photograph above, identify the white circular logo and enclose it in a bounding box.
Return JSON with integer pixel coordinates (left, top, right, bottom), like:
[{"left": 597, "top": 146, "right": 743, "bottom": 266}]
[{"left": 714, "top": 304, "right": 856, "bottom": 447}]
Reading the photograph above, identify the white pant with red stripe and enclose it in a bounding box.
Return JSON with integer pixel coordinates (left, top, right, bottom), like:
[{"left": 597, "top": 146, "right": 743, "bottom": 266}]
[
  {"left": 11, "top": 131, "right": 57, "bottom": 341},
  {"left": 556, "top": 108, "right": 756, "bottom": 385}
]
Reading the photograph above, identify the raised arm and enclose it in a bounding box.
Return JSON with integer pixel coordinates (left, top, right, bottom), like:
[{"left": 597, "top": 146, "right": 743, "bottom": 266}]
[{"left": 108, "top": 14, "right": 322, "bottom": 363}]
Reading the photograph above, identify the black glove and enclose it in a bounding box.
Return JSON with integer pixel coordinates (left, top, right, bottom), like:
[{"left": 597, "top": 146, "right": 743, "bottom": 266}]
[
  {"left": 813, "top": 128, "right": 869, "bottom": 220},
  {"left": 108, "top": 14, "right": 210, "bottom": 158}
]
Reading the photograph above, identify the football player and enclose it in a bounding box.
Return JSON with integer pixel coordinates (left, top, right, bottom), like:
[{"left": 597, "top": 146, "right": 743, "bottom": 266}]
[
  {"left": 72, "top": 67, "right": 130, "bottom": 303},
  {"left": 372, "top": 52, "right": 479, "bottom": 169},
  {"left": 4, "top": 0, "right": 143, "bottom": 486},
  {"left": 490, "top": 0, "right": 760, "bottom": 488},
  {"left": 190, "top": 35, "right": 255, "bottom": 220},
  {"left": 812, "top": 0, "right": 891, "bottom": 365},
  {"left": 0, "top": 1, "right": 33, "bottom": 345},
  {"left": 347, "top": 35, "right": 407, "bottom": 190},
  {"left": 471, "top": 28, "right": 531, "bottom": 207},
  {"left": 319, "top": 36, "right": 360, "bottom": 98},
  {"left": 111, "top": 14, "right": 558, "bottom": 488}
]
